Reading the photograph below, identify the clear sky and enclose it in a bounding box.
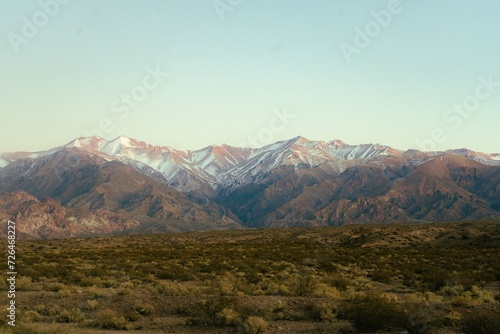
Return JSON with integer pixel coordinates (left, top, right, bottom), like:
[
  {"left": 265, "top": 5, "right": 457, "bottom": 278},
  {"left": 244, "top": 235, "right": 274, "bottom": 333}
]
[{"left": 1, "top": 0, "right": 499, "bottom": 153}]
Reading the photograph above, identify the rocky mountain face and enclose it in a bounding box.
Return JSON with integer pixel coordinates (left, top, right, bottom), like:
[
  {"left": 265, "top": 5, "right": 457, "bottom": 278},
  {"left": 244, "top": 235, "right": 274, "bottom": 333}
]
[
  {"left": 1, "top": 136, "right": 499, "bottom": 238},
  {"left": 0, "top": 148, "right": 241, "bottom": 239}
]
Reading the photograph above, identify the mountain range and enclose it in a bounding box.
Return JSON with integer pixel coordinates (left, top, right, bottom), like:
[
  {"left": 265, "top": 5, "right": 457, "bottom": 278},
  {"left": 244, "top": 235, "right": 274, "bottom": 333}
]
[{"left": 1, "top": 136, "right": 499, "bottom": 239}]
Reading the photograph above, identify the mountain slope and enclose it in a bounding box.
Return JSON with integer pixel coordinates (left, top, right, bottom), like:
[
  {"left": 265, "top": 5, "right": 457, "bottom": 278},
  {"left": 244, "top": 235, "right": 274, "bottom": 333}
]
[
  {"left": 0, "top": 148, "right": 242, "bottom": 238},
  {"left": 216, "top": 152, "right": 500, "bottom": 227},
  {"left": 0, "top": 191, "right": 136, "bottom": 239},
  {"left": 1, "top": 136, "right": 499, "bottom": 236},
  {"left": 2, "top": 136, "right": 499, "bottom": 194}
]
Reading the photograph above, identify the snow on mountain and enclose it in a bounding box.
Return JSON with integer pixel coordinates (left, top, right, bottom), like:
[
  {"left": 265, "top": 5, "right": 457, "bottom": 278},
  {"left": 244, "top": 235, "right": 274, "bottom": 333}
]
[
  {"left": 489, "top": 154, "right": 500, "bottom": 161},
  {"left": 62, "top": 136, "right": 254, "bottom": 191},
  {"left": 250, "top": 136, "right": 402, "bottom": 167},
  {"left": 216, "top": 136, "right": 405, "bottom": 190},
  {"left": 0, "top": 146, "right": 64, "bottom": 165},
  {"left": 322, "top": 142, "right": 402, "bottom": 160},
  {"left": 446, "top": 149, "right": 500, "bottom": 166},
  {"left": 65, "top": 137, "right": 107, "bottom": 150},
  {"left": 1, "top": 136, "right": 499, "bottom": 192}
]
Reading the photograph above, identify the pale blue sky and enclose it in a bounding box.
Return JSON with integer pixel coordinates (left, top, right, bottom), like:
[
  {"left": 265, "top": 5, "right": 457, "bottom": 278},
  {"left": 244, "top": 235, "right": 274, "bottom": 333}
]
[{"left": 1, "top": 0, "right": 499, "bottom": 153}]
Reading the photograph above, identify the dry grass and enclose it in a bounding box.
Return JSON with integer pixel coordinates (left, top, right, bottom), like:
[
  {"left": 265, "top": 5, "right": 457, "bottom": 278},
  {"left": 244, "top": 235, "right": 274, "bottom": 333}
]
[{"left": 0, "top": 220, "right": 499, "bottom": 333}]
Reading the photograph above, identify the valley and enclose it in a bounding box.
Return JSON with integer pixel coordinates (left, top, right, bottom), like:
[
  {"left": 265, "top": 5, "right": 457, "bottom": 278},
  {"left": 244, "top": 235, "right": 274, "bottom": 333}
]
[{"left": 0, "top": 221, "right": 499, "bottom": 333}]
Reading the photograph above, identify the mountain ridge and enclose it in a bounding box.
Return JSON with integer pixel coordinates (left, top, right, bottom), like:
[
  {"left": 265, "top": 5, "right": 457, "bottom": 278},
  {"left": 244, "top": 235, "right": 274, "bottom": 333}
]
[
  {"left": 1, "top": 136, "right": 499, "bottom": 239},
  {"left": 2, "top": 136, "right": 499, "bottom": 194}
]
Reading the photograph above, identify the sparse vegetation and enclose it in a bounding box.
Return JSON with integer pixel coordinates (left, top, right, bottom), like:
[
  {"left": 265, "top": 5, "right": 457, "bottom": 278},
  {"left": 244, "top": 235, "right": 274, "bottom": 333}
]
[
  {"left": 340, "top": 292, "right": 408, "bottom": 331},
  {"left": 243, "top": 316, "right": 269, "bottom": 333},
  {"left": 461, "top": 309, "right": 500, "bottom": 334},
  {"left": 57, "top": 308, "right": 85, "bottom": 324},
  {"left": 92, "top": 309, "right": 131, "bottom": 330},
  {"left": 0, "top": 220, "right": 499, "bottom": 333}
]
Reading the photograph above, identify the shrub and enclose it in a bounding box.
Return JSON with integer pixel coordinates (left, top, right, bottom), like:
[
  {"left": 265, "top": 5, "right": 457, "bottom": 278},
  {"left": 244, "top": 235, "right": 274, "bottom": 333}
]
[
  {"left": 117, "top": 287, "right": 132, "bottom": 295},
  {"left": 243, "top": 316, "right": 269, "bottom": 334},
  {"left": 134, "top": 303, "right": 154, "bottom": 316},
  {"left": 452, "top": 296, "right": 473, "bottom": 307},
  {"left": 86, "top": 299, "right": 99, "bottom": 311},
  {"left": 80, "top": 276, "right": 102, "bottom": 287},
  {"left": 124, "top": 310, "right": 140, "bottom": 322},
  {"left": 402, "top": 302, "right": 437, "bottom": 334},
  {"left": 102, "top": 279, "right": 119, "bottom": 288},
  {"left": 93, "top": 309, "right": 131, "bottom": 330},
  {"left": 261, "top": 281, "right": 290, "bottom": 296},
  {"left": 469, "top": 285, "right": 496, "bottom": 303},
  {"left": 298, "top": 302, "right": 337, "bottom": 322},
  {"left": 182, "top": 298, "right": 229, "bottom": 326},
  {"left": 271, "top": 299, "right": 285, "bottom": 313},
  {"left": 216, "top": 307, "right": 241, "bottom": 327},
  {"left": 370, "top": 269, "right": 393, "bottom": 284},
  {"left": 47, "top": 306, "right": 61, "bottom": 316},
  {"left": 442, "top": 311, "right": 462, "bottom": 328},
  {"left": 45, "top": 282, "right": 65, "bottom": 292},
  {"left": 439, "top": 284, "right": 464, "bottom": 297},
  {"left": 88, "top": 286, "right": 106, "bottom": 298},
  {"left": 215, "top": 272, "right": 239, "bottom": 295},
  {"left": 341, "top": 293, "right": 408, "bottom": 332},
  {"left": 34, "top": 304, "right": 47, "bottom": 315},
  {"left": 461, "top": 310, "right": 500, "bottom": 334},
  {"left": 328, "top": 275, "right": 350, "bottom": 291},
  {"left": 23, "top": 310, "right": 42, "bottom": 323},
  {"left": 57, "top": 289, "right": 72, "bottom": 298},
  {"left": 57, "top": 308, "right": 85, "bottom": 323},
  {"left": 294, "top": 274, "right": 318, "bottom": 296},
  {"left": 180, "top": 296, "right": 251, "bottom": 327},
  {"left": 421, "top": 268, "right": 450, "bottom": 291},
  {"left": 317, "top": 303, "right": 336, "bottom": 323},
  {"left": 17, "top": 277, "right": 38, "bottom": 291},
  {"left": 312, "top": 283, "right": 341, "bottom": 298},
  {"left": 154, "top": 280, "right": 190, "bottom": 296}
]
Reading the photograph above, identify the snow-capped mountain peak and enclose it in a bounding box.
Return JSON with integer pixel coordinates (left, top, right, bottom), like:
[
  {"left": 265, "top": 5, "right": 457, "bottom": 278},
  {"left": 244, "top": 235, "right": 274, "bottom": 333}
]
[
  {"left": 65, "top": 137, "right": 106, "bottom": 150},
  {"left": 101, "top": 136, "right": 134, "bottom": 156},
  {"left": 1, "top": 136, "right": 499, "bottom": 194}
]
